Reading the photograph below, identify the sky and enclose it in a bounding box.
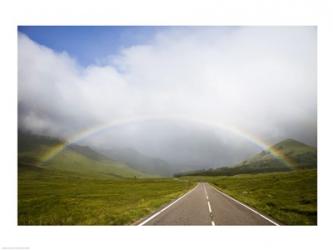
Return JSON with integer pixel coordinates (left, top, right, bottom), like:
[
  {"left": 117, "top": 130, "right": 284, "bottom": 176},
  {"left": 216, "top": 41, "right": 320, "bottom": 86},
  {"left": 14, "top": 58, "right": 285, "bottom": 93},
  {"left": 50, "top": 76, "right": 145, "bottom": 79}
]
[
  {"left": 18, "top": 26, "right": 317, "bottom": 168},
  {"left": 18, "top": 26, "right": 162, "bottom": 66}
]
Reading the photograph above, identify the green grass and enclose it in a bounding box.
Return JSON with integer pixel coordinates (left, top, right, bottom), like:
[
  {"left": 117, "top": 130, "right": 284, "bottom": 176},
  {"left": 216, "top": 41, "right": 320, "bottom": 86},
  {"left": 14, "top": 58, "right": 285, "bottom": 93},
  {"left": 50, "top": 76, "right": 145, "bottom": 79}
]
[
  {"left": 182, "top": 169, "right": 317, "bottom": 225},
  {"left": 18, "top": 166, "right": 194, "bottom": 225},
  {"left": 18, "top": 132, "right": 190, "bottom": 225},
  {"left": 18, "top": 133, "right": 317, "bottom": 225}
]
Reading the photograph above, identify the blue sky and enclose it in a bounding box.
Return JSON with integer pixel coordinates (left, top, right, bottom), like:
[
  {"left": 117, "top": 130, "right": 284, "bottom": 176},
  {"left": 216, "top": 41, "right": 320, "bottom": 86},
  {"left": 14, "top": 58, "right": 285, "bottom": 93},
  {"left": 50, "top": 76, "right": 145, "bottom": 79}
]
[{"left": 18, "top": 26, "right": 163, "bottom": 66}]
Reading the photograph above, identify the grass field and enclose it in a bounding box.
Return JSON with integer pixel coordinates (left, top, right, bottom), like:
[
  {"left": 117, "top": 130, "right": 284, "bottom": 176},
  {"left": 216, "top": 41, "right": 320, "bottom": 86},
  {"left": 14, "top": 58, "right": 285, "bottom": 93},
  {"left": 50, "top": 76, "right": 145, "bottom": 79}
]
[
  {"left": 182, "top": 169, "right": 317, "bottom": 225},
  {"left": 18, "top": 133, "right": 317, "bottom": 225},
  {"left": 18, "top": 166, "right": 194, "bottom": 225}
]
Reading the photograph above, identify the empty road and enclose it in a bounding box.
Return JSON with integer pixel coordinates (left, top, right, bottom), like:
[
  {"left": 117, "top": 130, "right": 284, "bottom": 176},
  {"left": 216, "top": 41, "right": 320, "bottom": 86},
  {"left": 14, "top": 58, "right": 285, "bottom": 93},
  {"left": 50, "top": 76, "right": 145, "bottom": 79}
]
[{"left": 139, "top": 183, "right": 278, "bottom": 225}]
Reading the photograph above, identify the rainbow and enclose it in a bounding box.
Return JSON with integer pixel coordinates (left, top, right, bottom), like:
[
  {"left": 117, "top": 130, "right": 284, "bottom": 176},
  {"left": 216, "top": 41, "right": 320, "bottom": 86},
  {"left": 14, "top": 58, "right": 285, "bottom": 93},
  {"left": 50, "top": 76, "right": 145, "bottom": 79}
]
[{"left": 39, "top": 115, "right": 296, "bottom": 168}]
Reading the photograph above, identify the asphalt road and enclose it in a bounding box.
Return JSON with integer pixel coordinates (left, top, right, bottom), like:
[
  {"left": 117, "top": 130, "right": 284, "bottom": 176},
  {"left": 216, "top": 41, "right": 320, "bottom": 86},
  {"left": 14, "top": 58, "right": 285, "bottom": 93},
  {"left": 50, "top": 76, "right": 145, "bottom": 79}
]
[{"left": 140, "top": 183, "right": 278, "bottom": 225}]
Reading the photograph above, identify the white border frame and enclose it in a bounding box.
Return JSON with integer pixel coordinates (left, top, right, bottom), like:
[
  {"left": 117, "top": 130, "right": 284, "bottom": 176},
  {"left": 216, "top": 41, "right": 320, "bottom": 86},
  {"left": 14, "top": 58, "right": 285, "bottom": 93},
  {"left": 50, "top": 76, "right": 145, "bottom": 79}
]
[{"left": 1, "top": 0, "right": 332, "bottom": 249}]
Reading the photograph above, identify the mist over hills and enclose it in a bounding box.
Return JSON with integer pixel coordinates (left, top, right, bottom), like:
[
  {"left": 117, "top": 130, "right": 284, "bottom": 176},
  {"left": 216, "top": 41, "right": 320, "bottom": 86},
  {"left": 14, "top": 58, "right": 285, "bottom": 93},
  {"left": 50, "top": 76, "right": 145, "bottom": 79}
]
[
  {"left": 17, "top": 27, "right": 316, "bottom": 177},
  {"left": 17, "top": 128, "right": 261, "bottom": 176},
  {"left": 18, "top": 126, "right": 317, "bottom": 177},
  {"left": 101, "top": 147, "right": 173, "bottom": 176},
  {"left": 175, "top": 138, "right": 317, "bottom": 177},
  {"left": 84, "top": 120, "right": 263, "bottom": 173}
]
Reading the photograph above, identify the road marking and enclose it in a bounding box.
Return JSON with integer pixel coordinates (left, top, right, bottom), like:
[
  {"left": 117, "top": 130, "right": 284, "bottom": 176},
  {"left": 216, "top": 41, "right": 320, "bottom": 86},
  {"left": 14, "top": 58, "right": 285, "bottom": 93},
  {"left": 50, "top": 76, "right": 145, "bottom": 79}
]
[
  {"left": 208, "top": 184, "right": 279, "bottom": 226},
  {"left": 138, "top": 184, "right": 199, "bottom": 226},
  {"left": 204, "top": 184, "right": 210, "bottom": 200},
  {"left": 204, "top": 183, "right": 216, "bottom": 226},
  {"left": 207, "top": 201, "right": 212, "bottom": 213}
]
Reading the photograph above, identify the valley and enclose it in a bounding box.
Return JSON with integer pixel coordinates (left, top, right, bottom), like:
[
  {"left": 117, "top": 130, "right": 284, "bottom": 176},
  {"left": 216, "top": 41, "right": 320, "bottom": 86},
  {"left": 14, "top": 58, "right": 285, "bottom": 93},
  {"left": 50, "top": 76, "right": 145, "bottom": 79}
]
[{"left": 18, "top": 132, "right": 317, "bottom": 225}]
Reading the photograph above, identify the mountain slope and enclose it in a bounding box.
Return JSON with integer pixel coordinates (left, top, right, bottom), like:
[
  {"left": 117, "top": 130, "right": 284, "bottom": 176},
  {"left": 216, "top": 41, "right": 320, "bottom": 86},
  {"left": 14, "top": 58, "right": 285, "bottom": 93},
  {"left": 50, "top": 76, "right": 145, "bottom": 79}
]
[
  {"left": 236, "top": 138, "right": 317, "bottom": 169},
  {"left": 102, "top": 148, "right": 172, "bottom": 176},
  {"left": 18, "top": 131, "right": 150, "bottom": 178},
  {"left": 175, "top": 138, "right": 317, "bottom": 177}
]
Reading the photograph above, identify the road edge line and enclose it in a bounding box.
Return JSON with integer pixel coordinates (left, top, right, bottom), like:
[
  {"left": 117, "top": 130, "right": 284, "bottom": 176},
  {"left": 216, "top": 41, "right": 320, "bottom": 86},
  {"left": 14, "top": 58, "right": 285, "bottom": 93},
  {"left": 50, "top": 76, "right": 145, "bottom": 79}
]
[
  {"left": 137, "top": 183, "right": 199, "bottom": 226},
  {"left": 208, "top": 183, "right": 280, "bottom": 226}
]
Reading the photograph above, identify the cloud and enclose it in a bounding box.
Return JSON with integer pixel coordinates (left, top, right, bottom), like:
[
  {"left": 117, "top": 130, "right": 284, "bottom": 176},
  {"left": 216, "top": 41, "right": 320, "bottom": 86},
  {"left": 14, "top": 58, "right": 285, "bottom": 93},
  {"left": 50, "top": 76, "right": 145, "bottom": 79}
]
[{"left": 18, "top": 27, "right": 317, "bottom": 153}]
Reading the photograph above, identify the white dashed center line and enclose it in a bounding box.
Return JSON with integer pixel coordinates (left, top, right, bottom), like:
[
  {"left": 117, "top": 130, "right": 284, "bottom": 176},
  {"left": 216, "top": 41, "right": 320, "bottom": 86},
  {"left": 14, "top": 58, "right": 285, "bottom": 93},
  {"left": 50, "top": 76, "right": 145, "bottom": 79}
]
[{"left": 203, "top": 184, "right": 215, "bottom": 226}]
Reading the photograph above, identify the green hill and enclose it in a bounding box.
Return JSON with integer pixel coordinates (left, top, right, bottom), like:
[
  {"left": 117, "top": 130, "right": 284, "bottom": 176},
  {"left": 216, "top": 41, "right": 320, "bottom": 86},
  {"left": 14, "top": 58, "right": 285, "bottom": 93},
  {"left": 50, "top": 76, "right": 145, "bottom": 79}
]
[
  {"left": 18, "top": 131, "right": 150, "bottom": 178},
  {"left": 235, "top": 138, "right": 317, "bottom": 170},
  {"left": 175, "top": 138, "right": 317, "bottom": 177}
]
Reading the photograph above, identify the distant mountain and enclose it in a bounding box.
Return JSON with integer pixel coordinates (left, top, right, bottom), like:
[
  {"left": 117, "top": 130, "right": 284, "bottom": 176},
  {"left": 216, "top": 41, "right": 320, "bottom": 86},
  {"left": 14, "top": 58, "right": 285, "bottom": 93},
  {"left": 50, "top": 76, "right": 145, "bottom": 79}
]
[
  {"left": 175, "top": 138, "right": 317, "bottom": 177},
  {"left": 101, "top": 148, "right": 173, "bottom": 176},
  {"left": 18, "top": 131, "right": 149, "bottom": 178},
  {"left": 234, "top": 138, "right": 317, "bottom": 169}
]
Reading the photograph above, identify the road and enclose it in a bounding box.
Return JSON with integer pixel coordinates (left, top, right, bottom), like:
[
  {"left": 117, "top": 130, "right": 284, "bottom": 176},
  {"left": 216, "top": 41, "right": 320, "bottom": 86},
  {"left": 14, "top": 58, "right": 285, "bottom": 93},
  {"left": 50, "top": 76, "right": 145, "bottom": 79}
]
[{"left": 139, "top": 183, "right": 278, "bottom": 225}]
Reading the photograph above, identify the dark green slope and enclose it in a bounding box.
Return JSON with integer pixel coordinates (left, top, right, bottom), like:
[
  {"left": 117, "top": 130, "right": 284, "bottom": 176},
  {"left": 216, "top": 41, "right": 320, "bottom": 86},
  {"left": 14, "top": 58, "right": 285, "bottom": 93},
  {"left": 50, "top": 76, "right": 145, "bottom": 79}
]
[
  {"left": 18, "top": 131, "right": 150, "bottom": 178},
  {"left": 235, "top": 138, "right": 317, "bottom": 170}
]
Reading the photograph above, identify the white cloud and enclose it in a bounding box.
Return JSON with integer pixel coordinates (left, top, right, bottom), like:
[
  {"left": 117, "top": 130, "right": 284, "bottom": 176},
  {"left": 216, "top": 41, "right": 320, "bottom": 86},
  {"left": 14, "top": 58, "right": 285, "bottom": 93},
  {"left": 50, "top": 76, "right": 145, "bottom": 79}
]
[{"left": 18, "top": 27, "right": 317, "bottom": 146}]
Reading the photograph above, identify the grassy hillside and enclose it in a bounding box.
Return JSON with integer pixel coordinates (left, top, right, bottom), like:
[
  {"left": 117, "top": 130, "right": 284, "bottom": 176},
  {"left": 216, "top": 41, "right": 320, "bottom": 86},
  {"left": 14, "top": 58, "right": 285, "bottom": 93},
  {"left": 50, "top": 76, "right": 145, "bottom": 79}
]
[
  {"left": 18, "top": 165, "right": 194, "bottom": 225},
  {"left": 175, "top": 138, "right": 317, "bottom": 177},
  {"left": 18, "top": 131, "right": 150, "bottom": 178},
  {"left": 237, "top": 138, "right": 317, "bottom": 169},
  {"left": 182, "top": 169, "right": 317, "bottom": 225},
  {"left": 41, "top": 147, "right": 149, "bottom": 178}
]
